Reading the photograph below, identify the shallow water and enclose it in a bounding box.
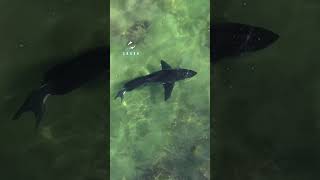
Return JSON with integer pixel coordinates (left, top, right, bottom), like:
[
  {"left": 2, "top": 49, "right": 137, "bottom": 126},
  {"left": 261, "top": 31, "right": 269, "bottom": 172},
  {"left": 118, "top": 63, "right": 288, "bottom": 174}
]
[
  {"left": 2, "top": 0, "right": 318, "bottom": 179},
  {"left": 110, "top": 0, "right": 210, "bottom": 179}
]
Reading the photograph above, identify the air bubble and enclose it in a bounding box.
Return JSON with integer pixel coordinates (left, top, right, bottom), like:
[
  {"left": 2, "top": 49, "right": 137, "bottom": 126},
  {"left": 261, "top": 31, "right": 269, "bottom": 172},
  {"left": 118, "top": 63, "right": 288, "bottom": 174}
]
[
  {"left": 18, "top": 43, "right": 25, "bottom": 48},
  {"left": 242, "top": 1, "right": 247, "bottom": 7},
  {"left": 250, "top": 64, "right": 256, "bottom": 72},
  {"left": 225, "top": 66, "right": 231, "bottom": 71}
]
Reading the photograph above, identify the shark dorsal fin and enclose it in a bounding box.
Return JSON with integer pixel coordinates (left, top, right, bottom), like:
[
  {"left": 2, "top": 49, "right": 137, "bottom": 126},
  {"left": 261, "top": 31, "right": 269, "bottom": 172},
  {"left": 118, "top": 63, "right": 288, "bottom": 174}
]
[
  {"left": 163, "top": 82, "right": 175, "bottom": 101},
  {"left": 161, "top": 60, "right": 172, "bottom": 70}
]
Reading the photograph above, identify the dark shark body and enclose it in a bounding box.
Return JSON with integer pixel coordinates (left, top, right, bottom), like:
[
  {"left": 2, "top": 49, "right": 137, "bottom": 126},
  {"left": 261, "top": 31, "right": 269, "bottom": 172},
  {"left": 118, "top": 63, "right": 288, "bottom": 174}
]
[
  {"left": 13, "top": 46, "right": 109, "bottom": 128},
  {"left": 115, "top": 60, "right": 196, "bottom": 101},
  {"left": 212, "top": 22, "right": 279, "bottom": 62}
]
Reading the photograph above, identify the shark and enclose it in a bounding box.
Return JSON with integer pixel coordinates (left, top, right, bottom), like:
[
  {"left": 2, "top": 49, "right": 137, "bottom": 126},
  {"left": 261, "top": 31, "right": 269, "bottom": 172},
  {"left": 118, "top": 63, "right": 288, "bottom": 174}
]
[
  {"left": 115, "top": 60, "right": 197, "bottom": 101},
  {"left": 212, "top": 22, "right": 279, "bottom": 62},
  {"left": 12, "top": 46, "right": 109, "bottom": 128}
]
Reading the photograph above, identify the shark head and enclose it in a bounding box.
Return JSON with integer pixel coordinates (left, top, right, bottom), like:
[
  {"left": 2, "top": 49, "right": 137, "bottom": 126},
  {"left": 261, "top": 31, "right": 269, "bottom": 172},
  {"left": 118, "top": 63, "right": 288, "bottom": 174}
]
[
  {"left": 212, "top": 22, "right": 279, "bottom": 61},
  {"left": 239, "top": 26, "right": 279, "bottom": 52},
  {"left": 176, "top": 69, "right": 197, "bottom": 80}
]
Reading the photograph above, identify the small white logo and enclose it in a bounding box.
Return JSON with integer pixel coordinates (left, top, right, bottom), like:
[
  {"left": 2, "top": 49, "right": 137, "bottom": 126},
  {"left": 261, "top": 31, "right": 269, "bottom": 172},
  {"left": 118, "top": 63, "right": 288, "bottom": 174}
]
[
  {"left": 122, "top": 41, "right": 140, "bottom": 56},
  {"left": 127, "top": 41, "right": 135, "bottom": 49}
]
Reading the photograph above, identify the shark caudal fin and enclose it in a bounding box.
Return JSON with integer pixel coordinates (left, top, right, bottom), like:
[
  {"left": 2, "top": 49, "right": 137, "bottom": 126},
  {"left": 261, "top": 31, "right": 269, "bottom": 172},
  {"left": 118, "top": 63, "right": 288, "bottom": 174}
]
[
  {"left": 115, "top": 88, "right": 126, "bottom": 102},
  {"left": 12, "top": 85, "right": 50, "bottom": 129}
]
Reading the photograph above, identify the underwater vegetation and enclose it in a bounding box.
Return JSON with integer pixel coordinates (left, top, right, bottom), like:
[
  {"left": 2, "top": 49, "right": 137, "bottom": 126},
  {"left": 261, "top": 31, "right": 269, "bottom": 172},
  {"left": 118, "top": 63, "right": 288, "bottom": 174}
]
[
  {"left": 110, "top": 0, "right": 210, "bottom": 179},
  {"left": 110, "top": 0, "right": 279, "bottom": 179},
  {"left": 5, "top": 0, "right": 281, "bottom": 179},
  {"left": 124, "top": 20, "right": 151, "bottom": 47}
]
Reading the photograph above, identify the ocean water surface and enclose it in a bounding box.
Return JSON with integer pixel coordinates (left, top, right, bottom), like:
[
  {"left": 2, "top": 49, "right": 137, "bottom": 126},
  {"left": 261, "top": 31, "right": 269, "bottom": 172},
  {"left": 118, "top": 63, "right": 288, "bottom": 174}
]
[
  {"left": 110, "top": 0, "right": 210, "bottom": 179},
  {"left": 0, "top": 1, "right": 107, "bottom": 179},
  {"left": 214, "top": 0, "right": 320, "bottom": 179}
]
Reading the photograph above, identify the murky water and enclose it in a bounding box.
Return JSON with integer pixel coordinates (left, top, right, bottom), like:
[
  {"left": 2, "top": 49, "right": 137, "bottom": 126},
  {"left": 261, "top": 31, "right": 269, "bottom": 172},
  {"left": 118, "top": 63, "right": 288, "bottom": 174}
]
[
  {"left": 0, "top": 1, "right": 107, "bottom": 179},
  {"left": 2, "top": 0, "right": 318, "bottom": 179},
  {"left": 110, "top": 0, "right": 210, "bottom": 179},
  {"left": 214, "top": 0, "right": 320, "bottom": 179}
]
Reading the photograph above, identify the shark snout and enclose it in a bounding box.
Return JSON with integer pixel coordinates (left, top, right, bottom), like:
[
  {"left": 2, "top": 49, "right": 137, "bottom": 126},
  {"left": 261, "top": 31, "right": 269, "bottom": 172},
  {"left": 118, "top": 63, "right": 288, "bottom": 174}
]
[
  {"left": 190, "top": 70, "right": 197, "bottom": 77},
  {"left": 185, "top": 70, "right": 197, "bottom": 78}
]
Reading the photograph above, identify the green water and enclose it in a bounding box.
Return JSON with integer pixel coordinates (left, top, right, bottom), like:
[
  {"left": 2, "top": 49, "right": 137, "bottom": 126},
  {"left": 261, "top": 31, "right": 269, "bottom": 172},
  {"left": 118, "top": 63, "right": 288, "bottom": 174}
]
[
  {"left": 214, "top": 0, "right": 320, "bottom": 179},
  {"left": 110, "top": 0, "right": 210, "bottom": 179},
  {"left": 0, "top": 1, "right": 107, "bottom": 179},
  {"left": 2, "top": 0, "right": 319, "bottom": 179}
]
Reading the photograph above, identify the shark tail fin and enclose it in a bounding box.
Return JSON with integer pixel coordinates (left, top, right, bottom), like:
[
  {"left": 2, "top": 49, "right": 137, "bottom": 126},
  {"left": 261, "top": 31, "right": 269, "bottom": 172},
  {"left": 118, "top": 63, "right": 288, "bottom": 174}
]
[
  {"left": 12, "top": 85, "right": 50, "bottom": 129},
  {"left": 115, "top": 88, "right": 126, "bottom": 102}
]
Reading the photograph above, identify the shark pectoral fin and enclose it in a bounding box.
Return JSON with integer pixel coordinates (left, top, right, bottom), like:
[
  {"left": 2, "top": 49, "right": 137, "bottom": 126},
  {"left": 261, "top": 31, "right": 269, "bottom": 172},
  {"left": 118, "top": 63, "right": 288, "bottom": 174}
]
[
  {"left": 160, "top": 60, "right": 172, "bottom": 70},
  {"left": 163, "top": 83, "right": 175, "bottom": 101}
]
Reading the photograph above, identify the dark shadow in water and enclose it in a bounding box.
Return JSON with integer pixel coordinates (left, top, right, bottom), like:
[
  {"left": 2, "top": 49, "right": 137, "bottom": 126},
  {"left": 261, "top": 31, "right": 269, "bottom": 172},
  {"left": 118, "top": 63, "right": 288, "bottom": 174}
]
[{"left": 148, "top": 84, "right": 162, "bottom": 104}]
